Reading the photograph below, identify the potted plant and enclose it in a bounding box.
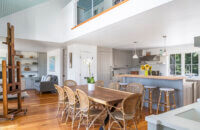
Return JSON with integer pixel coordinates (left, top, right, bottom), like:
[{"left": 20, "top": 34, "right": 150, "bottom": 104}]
[
  {"left": 141, "top": 64, "right": 152, "bottom": 76},
  {"left": 83, "top": 58, "right": 95, "bottom": 91},
  {"left": 87, "top": 77, "right": 95, "bottom": 90}
]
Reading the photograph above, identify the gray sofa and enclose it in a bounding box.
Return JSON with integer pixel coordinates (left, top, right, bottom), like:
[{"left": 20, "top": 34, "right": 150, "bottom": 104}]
[{"left": 34, "top": 75, "right": 58, "bottom": 94}]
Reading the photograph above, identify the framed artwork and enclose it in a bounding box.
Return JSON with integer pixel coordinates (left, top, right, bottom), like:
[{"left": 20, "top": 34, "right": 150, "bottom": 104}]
[
  {"left": 69, "top": 53, "right": 72, "bottom": 68},
  {"left": 49, "top": 56, "right": 55, "bottom": 72}
]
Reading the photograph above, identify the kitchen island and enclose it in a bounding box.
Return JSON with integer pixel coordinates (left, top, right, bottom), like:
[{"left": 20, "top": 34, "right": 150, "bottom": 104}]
[
  {"left": 118, "top": 74, "right": 185, "bottom": 108},
  {"left": 146, "top": 102, "right": 200, "bottom": 130}
]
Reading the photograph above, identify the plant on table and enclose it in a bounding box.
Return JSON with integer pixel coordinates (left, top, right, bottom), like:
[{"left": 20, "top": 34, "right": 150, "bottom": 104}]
[{"left": 141, "top": 64, "right": 152, "bottom": 76}]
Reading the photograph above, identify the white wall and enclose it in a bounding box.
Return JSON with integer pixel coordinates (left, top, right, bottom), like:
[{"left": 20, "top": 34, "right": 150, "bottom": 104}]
[
  {"left": 67, "top": 44, "right": 97, "bottom": 85},
  {"left": 0, "top": 0, "right": 70, "bottom": 42},
  {"left": 47, "top": 48, "right": 64, "bottom": 85},
  {"left": 0, "top": 36, "right": 63, "bottom": 52}
]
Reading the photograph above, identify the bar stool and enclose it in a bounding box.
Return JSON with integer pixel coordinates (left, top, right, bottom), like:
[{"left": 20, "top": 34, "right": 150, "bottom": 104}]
[
  {"left": 143, "top": 86, "right": 157, "bottom": 114},
  {"left": 119, "top": 82, "right": 128, "bottom": 90},
  {"left": 156, "top": 88, "right": 176, "bottom": 114}
]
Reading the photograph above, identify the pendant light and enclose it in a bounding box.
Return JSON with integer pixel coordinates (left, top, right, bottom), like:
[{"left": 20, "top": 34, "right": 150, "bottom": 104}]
[
  {"left": 162, "top": 35, "right": 168, "bottom": 56},
  {"left": 132, "top": 42, "right": 138, "bottom": 59}
]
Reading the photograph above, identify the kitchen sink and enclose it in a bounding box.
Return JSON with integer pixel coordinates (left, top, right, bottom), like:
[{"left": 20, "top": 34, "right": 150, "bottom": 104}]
[{"left": 176, "top": 108, "right": 200, "bottom": 122}]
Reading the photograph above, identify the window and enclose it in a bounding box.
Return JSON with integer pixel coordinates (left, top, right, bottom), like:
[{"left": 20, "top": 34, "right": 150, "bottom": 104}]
[
  {"left": 76, "top": 0, "right": 126, "bottom": 25},
  {"left": 113, "top": 0, "right": 124, "bottom": 5},
  {"left": 170, "top": 54, "right": 181, "bottom": 75},
  {"left": 185, "top": 52, "right": 199, "bottom": 76}
]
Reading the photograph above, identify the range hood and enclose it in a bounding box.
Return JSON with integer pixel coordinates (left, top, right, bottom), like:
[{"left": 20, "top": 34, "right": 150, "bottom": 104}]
[
  {"left": 194, "top": 36, "right": 200, "bottom": 47},
  {"left": 140, "top": 55, "right": 160, "bottom": 61}
]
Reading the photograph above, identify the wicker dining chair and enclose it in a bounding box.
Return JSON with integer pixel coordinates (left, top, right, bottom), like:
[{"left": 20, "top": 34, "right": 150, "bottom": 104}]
[
  {"left": 108, "top": 82, "right": 120, "bottom": 90},
  {"left": 108, "top": 93, "right": 142, "bottom": 130},
  {"left": 54, "top": 84, "right": 68, "bottom": 120},
  {"left": 126, "top": 83, "right": 144, "bottom": 94},
  {"left": 126, "top": 83, "right": 144, "bottom": 111},
  {"left": 63, "top": 86, "right": 80, "bottom": 129},
  {"left": 64, "top": 80, "right": 77, "bottom": 87},
  {"left": 76, "top": 89, "right": 106, "bottom": 130},
  {"left": 95, "top": 80, "right": 104, "bottom": 87}
]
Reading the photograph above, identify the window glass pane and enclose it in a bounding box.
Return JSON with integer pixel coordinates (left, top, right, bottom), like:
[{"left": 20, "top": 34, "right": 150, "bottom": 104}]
[
  {"left": 192, "top": 52, "right": 198, "bottom": 64},
  {"left": 113, "top": 0, "right": 124, "bottom": 5},
  {"left": 170, "top": 65, "right": 175, "bottom": 75},
  {"left": 192, "top": 65, "right": 198, "bottom": 75},
  {"left": 77, "top": 0, "right": 125, "bottom": 25},
  {"left": 185, "top": 53, "right": 191, "bottom": 64},
  {"left": 176, "top": 54, "right": 181, "bottom": 64},
  {"left": 93, "top": 0, "right": 104, "bottom": 16},
  {"left": 77, "top": 0, "right": 92, "bottom": 24},
  {"left": 170, "top": 54, "right": 175, "bottom": 64},
  {"left": 176, "top": 65, "right": 181, "bottom": 75},
  {"left": 185, "top": 65, "right": 191, "bottom": 75}
]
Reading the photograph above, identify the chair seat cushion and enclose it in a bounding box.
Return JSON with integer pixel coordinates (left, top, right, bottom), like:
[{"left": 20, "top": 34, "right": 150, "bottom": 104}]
[
  {"left": 160, "top": 88, "right": 174, "bottom": 91},
  {"left": 41, "top": 75, "right": 46, "bottom": 82},
  {"left": 112, "top": 111, "right": 133, "bottom": 120},
  {"left": 119, "top": 83, "right": 128, "bottom": 86},
  {"left": 45, "top": 76, "right": 51, "bottom": 81},
  {"left": 144, "top": 86, "right": 157, "bottom": 89}
]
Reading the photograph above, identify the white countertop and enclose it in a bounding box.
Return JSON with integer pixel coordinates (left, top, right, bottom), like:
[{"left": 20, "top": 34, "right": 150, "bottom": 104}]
[{"left": 146, "top": 102, "right": 200, "bottom": 130}]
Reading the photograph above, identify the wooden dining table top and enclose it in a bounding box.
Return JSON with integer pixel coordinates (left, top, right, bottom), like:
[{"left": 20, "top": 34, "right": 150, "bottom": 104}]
[{"left": 69, "top": 85, "right": 133, "bottom": 105}]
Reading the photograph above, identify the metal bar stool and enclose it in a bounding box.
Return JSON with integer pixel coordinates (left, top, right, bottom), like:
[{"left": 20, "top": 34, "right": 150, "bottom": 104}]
[
  {"left": 143, "top": 86, "right": 157, "bottom": 114},
  {"left": 119, "top": 82, "right": 128, "bottom": 91},
  {"left": 156, "top": 88, "right": 176, "bottom": 114}
]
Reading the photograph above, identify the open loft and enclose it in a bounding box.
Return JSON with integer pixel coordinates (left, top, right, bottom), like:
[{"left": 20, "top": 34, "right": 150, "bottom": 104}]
[{"left": 0, "top": 0, "right": 200, "bottom": 130}]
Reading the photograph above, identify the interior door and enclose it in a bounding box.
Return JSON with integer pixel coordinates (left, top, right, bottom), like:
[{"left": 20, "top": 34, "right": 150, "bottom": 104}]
[
  {"left": 80, "top": 52, "right": 95, "bottom": 85},
  {"left": 97, "top": 51, "right": 112, "bottom": 86}
]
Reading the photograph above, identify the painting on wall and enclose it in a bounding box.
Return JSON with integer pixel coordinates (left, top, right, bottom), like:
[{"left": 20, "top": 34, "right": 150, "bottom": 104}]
[
  {"left": 69, "top": 53, "right": 72, "bottom": 68},
  {"left": 0, "top": 57, "right": 6, "bottom": 64},
  {"left": 49, "top": 56, "right": 55, "bottom": 72}
]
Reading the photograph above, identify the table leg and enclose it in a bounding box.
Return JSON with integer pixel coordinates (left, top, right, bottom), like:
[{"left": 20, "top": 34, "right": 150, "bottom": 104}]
[{"left": 99, "top": 103, "right": 122, "bottom": 130}]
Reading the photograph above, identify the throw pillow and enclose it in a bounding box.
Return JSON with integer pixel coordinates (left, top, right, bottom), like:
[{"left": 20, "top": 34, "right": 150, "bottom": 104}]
[
  {"left": 41, "top": 76, "right": 46, "bottom": 82},
  {"left": 46, "top": 76, "right": 51, "bottom": 81}
]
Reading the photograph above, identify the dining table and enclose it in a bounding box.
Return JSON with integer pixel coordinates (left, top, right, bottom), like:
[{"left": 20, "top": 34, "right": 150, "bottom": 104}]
[{"left": 69, "top": 85, "right": 133, "bottom": 130}]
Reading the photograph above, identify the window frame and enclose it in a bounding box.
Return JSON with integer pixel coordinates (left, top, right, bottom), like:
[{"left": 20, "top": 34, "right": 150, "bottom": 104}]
[
  {"left": 169, "top": 53, "right": 182, "bottom": 76},
  {"left": 185, "top": 52, "right": 199, "bottom": 76},
  {"left": 169, "top": 52, "right": 200, "bottom": 77}
]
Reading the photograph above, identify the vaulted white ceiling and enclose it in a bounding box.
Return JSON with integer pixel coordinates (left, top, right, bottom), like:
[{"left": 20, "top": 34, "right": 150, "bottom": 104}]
[{"left": 68, "top": 0, "right": 200, "bottom": 49}]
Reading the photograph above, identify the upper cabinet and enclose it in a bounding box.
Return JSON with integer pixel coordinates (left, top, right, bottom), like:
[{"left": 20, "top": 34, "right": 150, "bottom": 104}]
[
  {"left": 113, "top": 49, "right": 142, "bottom": 68},
  {"left": 113, "top": 49, "right": 132, "bottom": 68}
]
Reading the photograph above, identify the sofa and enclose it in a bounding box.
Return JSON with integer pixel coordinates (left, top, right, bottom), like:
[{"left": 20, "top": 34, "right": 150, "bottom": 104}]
[{"left": 34, "top": 75, "right": 58, "bottom": 94}]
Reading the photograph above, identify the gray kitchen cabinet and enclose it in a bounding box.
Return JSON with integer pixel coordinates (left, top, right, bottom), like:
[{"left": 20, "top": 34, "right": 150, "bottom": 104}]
[
  {"left": 132, "top": 50, "right": 142, "bottom": 67},
  {"left": 113, "top": 49, "right": 133, "bottom": 68}
]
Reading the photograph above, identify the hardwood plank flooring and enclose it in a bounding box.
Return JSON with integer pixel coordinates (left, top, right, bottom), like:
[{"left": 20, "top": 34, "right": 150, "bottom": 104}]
[{"left": 0, "top": 90, "right": 148, "bottom": 130}]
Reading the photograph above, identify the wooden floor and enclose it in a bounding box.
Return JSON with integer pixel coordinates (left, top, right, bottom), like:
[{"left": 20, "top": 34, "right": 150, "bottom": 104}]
[{"left": 0, "top": 91, "right": 148, "bottom": 130}]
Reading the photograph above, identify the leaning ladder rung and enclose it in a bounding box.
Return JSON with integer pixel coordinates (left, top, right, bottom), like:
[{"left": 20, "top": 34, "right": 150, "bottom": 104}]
[
  {"left": 7, "top": 91, "right": 21, "bottom": 95},
  {"left": 7, "top": 82, "right": 20, "bottom": 87},
  {"left": 6, "top": 66, "right": 20, "bottom": 69}
]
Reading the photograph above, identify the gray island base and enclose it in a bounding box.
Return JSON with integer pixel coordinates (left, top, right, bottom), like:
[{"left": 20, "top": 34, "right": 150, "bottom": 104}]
[{"left": 118, "top": 75, "right": 184, "bottom": 109}]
